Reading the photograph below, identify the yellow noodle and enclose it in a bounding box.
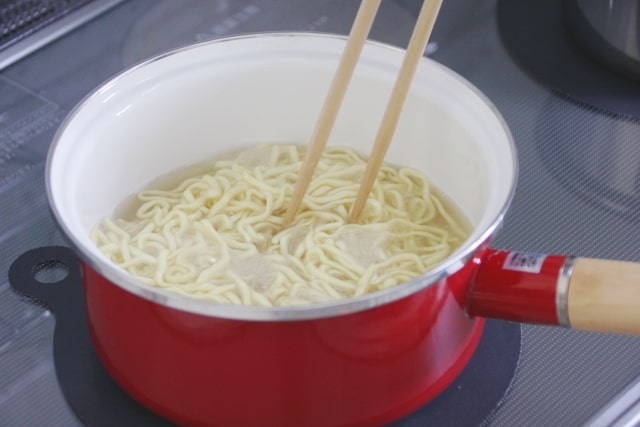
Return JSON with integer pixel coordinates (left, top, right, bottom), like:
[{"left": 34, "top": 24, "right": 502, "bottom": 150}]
[{"left": 91, "top": 144, "right": 470, "bottom": 306}]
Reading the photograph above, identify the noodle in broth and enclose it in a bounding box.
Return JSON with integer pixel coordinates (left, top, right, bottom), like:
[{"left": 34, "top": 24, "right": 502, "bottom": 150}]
[{"left": 90, "top": 144, "right": 470, "bottom": 306}]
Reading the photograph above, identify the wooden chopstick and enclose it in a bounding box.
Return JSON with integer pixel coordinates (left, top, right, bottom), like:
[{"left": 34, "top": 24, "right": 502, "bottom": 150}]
[
  {"left": 347, "top": 0, "right": 443, "bottom": 223},
  {"left": 281, "top": 0, "right": 381, "bottom": 229}
]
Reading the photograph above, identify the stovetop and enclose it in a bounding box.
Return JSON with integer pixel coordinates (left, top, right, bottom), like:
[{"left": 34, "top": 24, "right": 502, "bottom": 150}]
[{"left": 2, "top": 0, "right": 640, "bottom": 426}]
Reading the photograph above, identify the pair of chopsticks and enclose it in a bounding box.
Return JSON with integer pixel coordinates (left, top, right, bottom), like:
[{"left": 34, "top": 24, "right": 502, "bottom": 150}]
[{"left": 281, "top": 0, "right": 443, "bottom": 228}]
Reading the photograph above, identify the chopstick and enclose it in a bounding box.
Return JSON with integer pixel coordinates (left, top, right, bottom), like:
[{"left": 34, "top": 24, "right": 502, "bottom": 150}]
[
  {"left": 281, "top": 0, "right": 382, "bottom": 229},
  {"left": 347, "top": 0, "right": 443, "bottom": 223}
]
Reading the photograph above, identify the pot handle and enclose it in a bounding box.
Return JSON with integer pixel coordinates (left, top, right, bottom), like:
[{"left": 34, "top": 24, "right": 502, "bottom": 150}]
[
  {"left": 467, "top": 249, "right": 640, "bottom": 336},
  {"left": 568, "top": 257, "right": 640, "bottom": 335}
]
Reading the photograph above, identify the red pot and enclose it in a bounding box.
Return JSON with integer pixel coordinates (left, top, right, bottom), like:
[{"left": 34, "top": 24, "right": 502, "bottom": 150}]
[{"left": 46, "top": 34, "right": 640, "bottom": 427}]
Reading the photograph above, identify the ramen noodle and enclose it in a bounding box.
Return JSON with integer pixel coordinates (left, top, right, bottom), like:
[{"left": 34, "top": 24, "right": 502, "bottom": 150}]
[{"left": 90, "top": 144, "right": 470, "bottom": 306}]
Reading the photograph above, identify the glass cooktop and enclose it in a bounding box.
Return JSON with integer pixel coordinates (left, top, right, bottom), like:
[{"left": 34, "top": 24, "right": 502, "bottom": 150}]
[{"left": 2, "top": 0, "right": 640, "bottom": 425}]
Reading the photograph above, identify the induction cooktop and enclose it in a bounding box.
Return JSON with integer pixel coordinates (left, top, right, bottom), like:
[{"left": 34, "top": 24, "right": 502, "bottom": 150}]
[{"left": 2, "top": 1, "right": 640, "bottom": 426}]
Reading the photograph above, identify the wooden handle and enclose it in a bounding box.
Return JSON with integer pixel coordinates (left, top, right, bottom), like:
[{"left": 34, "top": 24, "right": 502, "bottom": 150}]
[{"left": 568, "top": 257, "right": 640, "bottom": 335}]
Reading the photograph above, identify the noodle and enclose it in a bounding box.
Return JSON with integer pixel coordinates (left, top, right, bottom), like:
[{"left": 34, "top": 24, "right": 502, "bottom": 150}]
[{"left": 90, "top": 144, "right": 470, "bottom": 306}]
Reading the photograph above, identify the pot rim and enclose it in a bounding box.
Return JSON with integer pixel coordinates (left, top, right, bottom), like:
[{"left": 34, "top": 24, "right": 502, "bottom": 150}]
[{"left": 45, "top": 32, "right": 518, "bottom": 321}]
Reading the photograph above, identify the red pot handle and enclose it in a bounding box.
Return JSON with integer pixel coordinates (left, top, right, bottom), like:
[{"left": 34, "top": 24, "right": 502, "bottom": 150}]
[{"left": 467, "top": 249, "right": 640, "bottom": 336}]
